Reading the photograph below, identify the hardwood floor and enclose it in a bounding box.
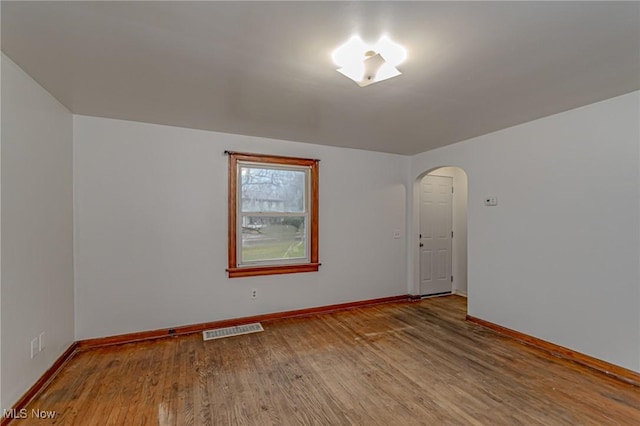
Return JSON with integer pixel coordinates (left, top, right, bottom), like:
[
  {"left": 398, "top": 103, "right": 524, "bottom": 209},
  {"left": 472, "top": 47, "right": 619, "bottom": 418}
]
[{"left": 21, "top": 296, "right": 640, "bottom": 425}]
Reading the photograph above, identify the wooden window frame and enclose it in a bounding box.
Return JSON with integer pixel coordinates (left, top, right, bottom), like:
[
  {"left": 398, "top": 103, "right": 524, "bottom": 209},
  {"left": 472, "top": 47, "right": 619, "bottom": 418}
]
[{"left": 227, "top": 151, "right": 320, "bottom": 278}]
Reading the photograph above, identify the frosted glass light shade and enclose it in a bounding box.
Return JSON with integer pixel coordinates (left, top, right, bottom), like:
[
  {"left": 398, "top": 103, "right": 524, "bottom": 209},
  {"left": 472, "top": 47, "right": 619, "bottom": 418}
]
[
  {"left": 332, "top": 35, "right": 406, "bottom": 87},
  {"left": 375, "top": 35, "right": 407, "bottom": 67}
]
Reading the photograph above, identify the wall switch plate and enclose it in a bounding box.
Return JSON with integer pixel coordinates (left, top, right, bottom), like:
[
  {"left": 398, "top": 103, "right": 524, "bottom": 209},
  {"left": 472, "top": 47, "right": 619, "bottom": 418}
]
[
  {"left": 484, "top": 196, "right": 498, "bottom": 206},
  {"left": 39, "top": 332, "right": 45, "bottom": 351},
  {"left": 393, "top": 229, "right": 401, "bottom": 239},
  {"left": 31, "top": 337, "right": 39, "bottom": 359}
]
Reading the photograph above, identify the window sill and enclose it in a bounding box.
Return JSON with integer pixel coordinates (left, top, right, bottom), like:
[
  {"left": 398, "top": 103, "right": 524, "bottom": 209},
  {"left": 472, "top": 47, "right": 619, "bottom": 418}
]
[{"left": 227, "top": 263, "right": 321, "bottom": 278}]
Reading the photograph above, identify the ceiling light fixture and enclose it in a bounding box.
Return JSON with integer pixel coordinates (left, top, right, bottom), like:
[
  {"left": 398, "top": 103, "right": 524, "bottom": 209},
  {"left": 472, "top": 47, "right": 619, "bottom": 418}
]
[{"left": 332, "top": 35, "right": 407, "bottom": 87}]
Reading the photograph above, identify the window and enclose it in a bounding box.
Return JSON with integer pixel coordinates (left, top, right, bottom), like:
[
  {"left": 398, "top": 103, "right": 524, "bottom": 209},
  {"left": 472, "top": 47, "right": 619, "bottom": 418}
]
[{"left": 227, "top": 151, "right": 320, "bottom": 278}]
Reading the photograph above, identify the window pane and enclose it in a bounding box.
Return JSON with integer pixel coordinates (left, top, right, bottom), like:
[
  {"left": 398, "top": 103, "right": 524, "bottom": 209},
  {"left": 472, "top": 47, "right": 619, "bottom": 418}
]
[
  {"left": 240, "top": 166, "right": 305, "bottom": 213},
  {"left": 241, "top": 216, "right": 306, "bottom": 262}
]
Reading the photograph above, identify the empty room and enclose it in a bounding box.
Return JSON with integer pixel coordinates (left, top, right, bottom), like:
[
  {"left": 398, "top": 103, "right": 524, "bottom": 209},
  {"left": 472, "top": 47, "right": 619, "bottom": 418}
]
[{"left": 1, "top": 1, "right": 640, "bottom": 424}]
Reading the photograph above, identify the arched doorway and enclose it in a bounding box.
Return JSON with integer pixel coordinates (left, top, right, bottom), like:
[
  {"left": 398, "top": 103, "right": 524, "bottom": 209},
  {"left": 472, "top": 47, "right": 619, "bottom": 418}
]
[{"left": 414, "top": 167, "right": 468, "bottom": 298}]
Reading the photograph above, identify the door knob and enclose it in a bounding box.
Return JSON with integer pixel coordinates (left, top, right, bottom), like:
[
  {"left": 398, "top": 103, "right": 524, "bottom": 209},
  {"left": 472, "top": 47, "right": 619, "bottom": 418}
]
[{"left": 419, "top": 243, "right": 424, "bottom": 247}]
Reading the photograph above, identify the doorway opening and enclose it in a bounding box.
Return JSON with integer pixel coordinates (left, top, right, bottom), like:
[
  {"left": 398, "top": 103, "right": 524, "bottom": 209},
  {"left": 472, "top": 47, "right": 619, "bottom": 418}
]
[{"left": 416, "top": 167, "right": 468, "bottom": 298}]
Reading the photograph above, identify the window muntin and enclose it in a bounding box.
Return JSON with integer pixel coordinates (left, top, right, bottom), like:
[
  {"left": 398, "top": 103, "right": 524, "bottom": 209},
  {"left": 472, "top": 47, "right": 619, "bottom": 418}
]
[{"left": 227, "top": 152, "right": 319, "bottom": 278}]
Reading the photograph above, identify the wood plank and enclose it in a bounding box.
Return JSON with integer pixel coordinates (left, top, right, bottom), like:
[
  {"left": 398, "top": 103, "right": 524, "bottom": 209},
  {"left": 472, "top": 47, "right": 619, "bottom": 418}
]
[
  {"left": 14, "top": 296, "right": 640, "bottom": 425},
  {"left": 0, "top": 343, "right": 77, "bottom": 426},
  {"left": 466, "top": 314, "right": 640, "bottom": 387},
  {"left": 75, "top": 295, "right": 409, "bottom": 350}
]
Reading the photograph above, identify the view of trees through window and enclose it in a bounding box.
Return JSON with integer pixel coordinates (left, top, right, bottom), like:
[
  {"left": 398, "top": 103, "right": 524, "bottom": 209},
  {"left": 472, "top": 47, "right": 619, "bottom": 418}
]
[{"left": 239, "top": 166, "right": 308, "bottom": 263}]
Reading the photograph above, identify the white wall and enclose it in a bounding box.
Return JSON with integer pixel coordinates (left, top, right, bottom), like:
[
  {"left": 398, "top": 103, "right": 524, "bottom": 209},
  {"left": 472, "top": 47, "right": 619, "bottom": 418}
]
[
  {"left": 426, "top": 167, "right": 468, "bottom": 295},
  {"left": 73, "top": 116, "right": 408, "bottom": 340},
  {"left": 410, "top": 91, "right": 640, "bottom": 372},
  {"left": 1, "top": 54, "right": 75, "bottom": 409}
]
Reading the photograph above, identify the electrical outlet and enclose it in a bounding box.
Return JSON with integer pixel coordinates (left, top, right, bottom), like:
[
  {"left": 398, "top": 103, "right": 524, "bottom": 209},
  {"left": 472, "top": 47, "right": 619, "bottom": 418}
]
[
  {"left": 30, "top": 337, "right": 39, "bottom": 359},
  {"left": 251, "top": 288, "right": 257, "bottom": 299},
  {"left": 39, "top": 332, "right": 45, "bottom": 351},
  {"left": 484, "top": 196, "right": 498, "bottom": 206},
  {"left": 393, "top": 229, "right": 401, "bottom": 239}
]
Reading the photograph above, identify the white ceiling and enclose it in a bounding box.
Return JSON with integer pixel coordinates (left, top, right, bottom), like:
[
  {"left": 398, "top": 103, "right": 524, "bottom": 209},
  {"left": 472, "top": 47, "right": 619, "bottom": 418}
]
[{"left": 2, "top": 1, "right": 639, "bottom": 155}]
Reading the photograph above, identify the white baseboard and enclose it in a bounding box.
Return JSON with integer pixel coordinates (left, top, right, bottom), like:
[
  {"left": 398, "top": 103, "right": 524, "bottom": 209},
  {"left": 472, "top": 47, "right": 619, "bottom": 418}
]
[{"left": 453, "top": 289, "right": 468, "bottom": 297}]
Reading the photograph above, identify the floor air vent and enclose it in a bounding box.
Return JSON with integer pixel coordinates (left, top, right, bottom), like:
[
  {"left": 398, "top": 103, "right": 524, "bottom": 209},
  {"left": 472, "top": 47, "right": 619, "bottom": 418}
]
[{"left": 202, "top": 323, "right": 264, "bottom": 341}]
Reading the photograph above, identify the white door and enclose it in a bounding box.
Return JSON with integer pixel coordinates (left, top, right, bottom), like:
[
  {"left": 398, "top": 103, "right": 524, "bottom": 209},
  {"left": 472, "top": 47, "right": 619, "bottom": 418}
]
[{"left": 420, "top": 175, "right": 453, "bottom": 296}]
